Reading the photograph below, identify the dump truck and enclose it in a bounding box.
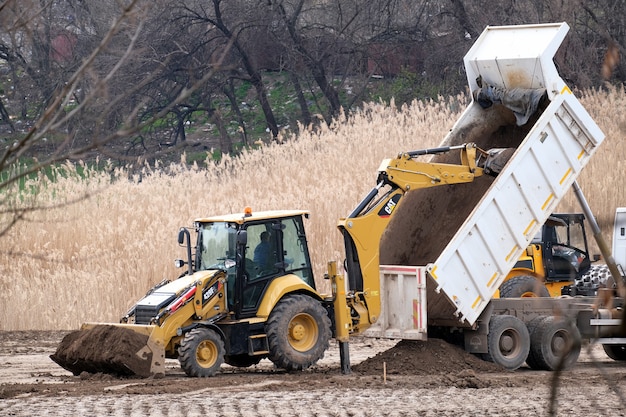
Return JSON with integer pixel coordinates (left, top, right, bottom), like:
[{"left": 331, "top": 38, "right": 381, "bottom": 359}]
[{"left": 51, "top": 22, "right": 621, "bottom": 377}]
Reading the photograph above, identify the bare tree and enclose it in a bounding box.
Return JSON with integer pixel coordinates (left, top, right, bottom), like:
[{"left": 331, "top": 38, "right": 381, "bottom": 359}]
[
  {"left": 0, "top": 0, "right": 230, "bottom": 236},
  {"left": 174, "top": 0, "right": 280, "bottom": 139}
]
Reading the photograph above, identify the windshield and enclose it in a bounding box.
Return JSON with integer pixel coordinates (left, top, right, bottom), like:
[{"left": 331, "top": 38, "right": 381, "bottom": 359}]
[
  {"left": 555, "top": 220, "right": 586, "bottom": 251},
  {"left": 196, "top": 222, "right": 238, "bottom": 271}
]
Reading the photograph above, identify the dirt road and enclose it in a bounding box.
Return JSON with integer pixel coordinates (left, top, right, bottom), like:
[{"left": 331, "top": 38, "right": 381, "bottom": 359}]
[{"left": 1, "top": 331, "right": 626, "bottom": 416}]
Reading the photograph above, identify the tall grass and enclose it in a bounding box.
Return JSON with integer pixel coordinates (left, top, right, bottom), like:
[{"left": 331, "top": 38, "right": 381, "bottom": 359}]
[{"left": 1, "top": 89, "right": 625, "bottom": 330}]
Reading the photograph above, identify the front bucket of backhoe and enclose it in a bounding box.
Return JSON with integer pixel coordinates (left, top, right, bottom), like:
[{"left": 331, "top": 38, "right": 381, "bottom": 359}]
[{"left": 50, "top": 324, "right": 166, "bottom": 378}]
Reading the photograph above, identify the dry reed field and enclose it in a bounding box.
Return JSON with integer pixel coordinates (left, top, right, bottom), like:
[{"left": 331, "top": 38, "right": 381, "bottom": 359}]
[{"left": 1, "top": 88, "right": 625, "bottom": 331}]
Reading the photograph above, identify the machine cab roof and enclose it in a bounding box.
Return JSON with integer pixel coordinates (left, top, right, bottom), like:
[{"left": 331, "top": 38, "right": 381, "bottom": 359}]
[{"left": 195, "top": 209, "right": 310, "bottom": 225}]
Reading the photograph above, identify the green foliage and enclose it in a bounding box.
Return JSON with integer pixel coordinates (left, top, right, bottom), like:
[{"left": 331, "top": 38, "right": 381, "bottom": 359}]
[{"left": 368, "top": 68, "right": 445, "bottom": 105}]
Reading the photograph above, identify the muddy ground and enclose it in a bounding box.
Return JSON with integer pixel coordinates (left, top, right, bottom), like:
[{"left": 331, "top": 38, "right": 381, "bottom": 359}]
[{"left": 2, "top": 332, "right": 626, "bottom": 416}]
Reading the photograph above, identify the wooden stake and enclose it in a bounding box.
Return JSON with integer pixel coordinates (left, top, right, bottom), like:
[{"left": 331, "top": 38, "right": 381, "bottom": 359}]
[{"left": 383, "top": 361, "right": 387, "bottom": 384}]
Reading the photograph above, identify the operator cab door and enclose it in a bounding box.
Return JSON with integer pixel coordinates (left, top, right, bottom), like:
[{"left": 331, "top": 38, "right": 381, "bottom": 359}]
[
  {"left": 235, "top": 215, "right": 315, "bottom": 319},
  {"left": 543, "top": 214, "right": 591, "bottom": 281}
]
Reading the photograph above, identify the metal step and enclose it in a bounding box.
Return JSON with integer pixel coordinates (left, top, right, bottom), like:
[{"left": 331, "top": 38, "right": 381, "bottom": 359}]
[{"left": 248, "top": 334, "right": 269, "bottom": 355}]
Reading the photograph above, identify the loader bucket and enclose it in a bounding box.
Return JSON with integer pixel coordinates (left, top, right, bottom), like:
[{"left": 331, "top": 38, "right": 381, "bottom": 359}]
[{"left": 50, "top": 324, "right": 165, "bottom": 378}]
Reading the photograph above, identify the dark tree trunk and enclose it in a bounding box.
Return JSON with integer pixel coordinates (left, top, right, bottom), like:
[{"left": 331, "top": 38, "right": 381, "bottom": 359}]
[{"left": 288, "top": 70, "right": 311, "bottom": 127}]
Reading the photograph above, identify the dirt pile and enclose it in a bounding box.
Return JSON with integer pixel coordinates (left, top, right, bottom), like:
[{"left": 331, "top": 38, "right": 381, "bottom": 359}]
[
  {"left": 353, "top": 338, "right": 504, "bottom": 376},
  {"left": 50, "top": 325, "right": 153, "bottom": 377}
]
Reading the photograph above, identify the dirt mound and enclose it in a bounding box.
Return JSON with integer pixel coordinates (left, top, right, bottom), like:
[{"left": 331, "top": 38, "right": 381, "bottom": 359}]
[
  {"left": 50, "top": 325, "right": 153, "bottom": 377},
  {"left": 353, "top": 338, "right": 504, "bottom": 376}
]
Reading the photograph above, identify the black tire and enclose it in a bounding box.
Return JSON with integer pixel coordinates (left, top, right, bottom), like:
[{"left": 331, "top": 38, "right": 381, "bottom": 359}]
[
  {"left": 524, "top": 316, "right": 547, "bottom": 370},
  {"left": 484, "top": 315, "right": 530, "bottom": 370},
  {"left": 266, "top": 294, "right": 331, "bottom": 371},
  {"left": 500, "top": 275, "right": 550, "bottom": 298},
  {"left": 528, "top": 316, "right": 581, "bottom": 371},
  {"left": 179, "top": 327, "right": 225, "bottom": 377},
  {"left": 225, "top": 354, "right": 263, "bottom": 368},
  {"left": 603, "top": 344, "right": 626, "bottom": 361}
]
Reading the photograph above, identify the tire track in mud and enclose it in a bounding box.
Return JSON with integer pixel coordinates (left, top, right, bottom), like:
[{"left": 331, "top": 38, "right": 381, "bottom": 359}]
[
  {"left": 3, "top": 333, "right": 626, "bottom": 416},
  {"left": 3, "top": 381, "right": 626, "bottom": 416},
  {"left": 0, "top": 385, "right": 596, "bottom": 417}
]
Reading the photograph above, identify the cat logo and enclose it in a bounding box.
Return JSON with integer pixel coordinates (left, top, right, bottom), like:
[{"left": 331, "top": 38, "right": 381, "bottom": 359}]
[{"left": 378, "top": 194, "right": 402, "bottom": 218}]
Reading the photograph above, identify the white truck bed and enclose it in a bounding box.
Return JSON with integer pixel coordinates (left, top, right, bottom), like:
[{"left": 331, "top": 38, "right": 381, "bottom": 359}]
[
  {"left": 365, "top": 22, "right": 606, "bottom": 339},
  {"left": 427, "top": 91, "right": 604, "bottom": 326}
]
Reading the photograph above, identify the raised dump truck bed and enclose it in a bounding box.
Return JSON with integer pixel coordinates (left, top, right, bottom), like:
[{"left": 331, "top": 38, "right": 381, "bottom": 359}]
[
  {"left": 427, "top": 91, "right": 604, "bottom": 326},
  {"left": 365, "top": 22, "right": 616, "bottom": 371}
]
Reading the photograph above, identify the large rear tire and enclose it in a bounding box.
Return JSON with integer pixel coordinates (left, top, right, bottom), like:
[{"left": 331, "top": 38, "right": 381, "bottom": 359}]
[
  {"left": 524, "top": 316, "right": 547, "bottom": 370},
  {"left": 179, "top": 327, "right": 225, "bottom": 377},
  {"left": 603, "top": 344, "right": 626, "bottom": 361},
  {"left": 266, "top": 294, "right": 331, "bottom": 371},
  {"left": 528, "top": 316, "right": 581, "bottom": 370},
  {"left": 500, "top": 275, "right": 550, "bottom": 298},
  {"left": 484, "top": 315, "right": 530, "bottom": 370}
]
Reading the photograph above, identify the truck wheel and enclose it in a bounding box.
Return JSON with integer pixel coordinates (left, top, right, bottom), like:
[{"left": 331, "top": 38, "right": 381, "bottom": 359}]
[
  {"left": 225, "top": 354, "right": 262, "bottom": 368},
  {"left": 484, "top": 315, "right": 530, "bottom": 370},
  {"left": 603, "top": 344, "right": 626, "bottom": 361},
  {"left": 524, "top": 316, "right": 547, "bottom": 370},
  {"left": 528, "top": 316, "right": 581, "bottom": 370},
  {"left": 266, "top": 294, "right": 331, "bottom": 371},
  {"left": 500, "top": 275, "right": 550, "bottom": 298},
  {"left": 179, "top": 327, "right": 225, "bottom": 377}
]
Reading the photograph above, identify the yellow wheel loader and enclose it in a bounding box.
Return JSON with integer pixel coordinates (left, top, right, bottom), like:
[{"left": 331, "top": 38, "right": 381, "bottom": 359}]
[{"left": 51, "top": 143, "right": 510, "bottom": 377}]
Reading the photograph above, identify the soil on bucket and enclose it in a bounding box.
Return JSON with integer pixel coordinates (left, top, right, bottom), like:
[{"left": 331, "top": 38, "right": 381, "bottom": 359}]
[{"left": 50, "top": 325, "right": 153, "bottom": 377}]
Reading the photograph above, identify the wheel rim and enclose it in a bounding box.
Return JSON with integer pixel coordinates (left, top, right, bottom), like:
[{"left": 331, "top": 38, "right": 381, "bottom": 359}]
[
  {"left": 499, "top": 329, "right": 522, "bottom": 358},
  {"left": 519, "top": 291, "right": 539, "bottom": 298},
  {"left": 196, "top": 340, "right": 218, "bottom": 368},
  {"left": 288, "top": 312, "right": 319, "bottom": 352},
  {"left": 550, "top": 330, "right": 567, "bottom": 355}
]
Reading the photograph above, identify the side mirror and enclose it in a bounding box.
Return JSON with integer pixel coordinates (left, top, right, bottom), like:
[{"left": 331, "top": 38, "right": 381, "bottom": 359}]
[
  {"left": 178, "top": 228, "right": 187, "bottom": 245},
  {"left": 272, "top": 222, "right": 286, "bottom": 231},
  {"left": 177, "top": 227, "right": 193, "bottom": 276},
  {"left": 237, "top": 230, "right": 248, "bottom": 246}
]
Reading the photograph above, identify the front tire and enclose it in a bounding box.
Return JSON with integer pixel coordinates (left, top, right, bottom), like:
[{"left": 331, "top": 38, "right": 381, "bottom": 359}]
[
  {"left": 500, "top": 275, "right": 550, "bottom": 298},
  {"left": 266, "top": 294, "right": 331, "bottom": 371},
  {"left": 484, "top": 315, "right": 530, "bottom": 370},
  {"left": 179, "top": 327, "right": 225, "bottom": 377}
]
